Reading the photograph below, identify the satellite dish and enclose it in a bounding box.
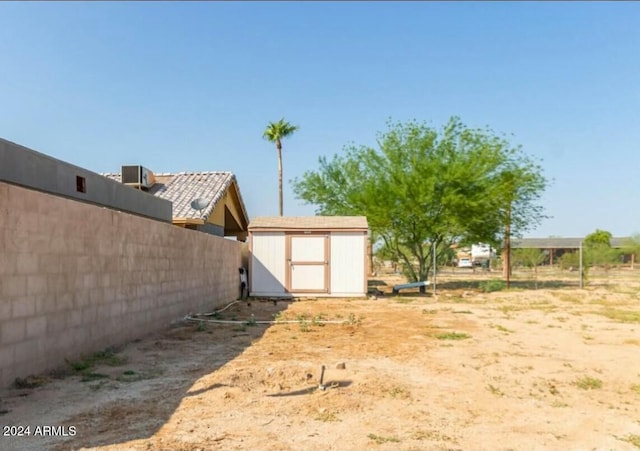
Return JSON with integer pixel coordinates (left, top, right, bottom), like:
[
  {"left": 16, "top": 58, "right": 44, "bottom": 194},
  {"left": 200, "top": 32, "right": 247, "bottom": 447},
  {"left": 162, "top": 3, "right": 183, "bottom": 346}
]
[{"left": 190, "top": 198, "right": 211, "bottom": 211}]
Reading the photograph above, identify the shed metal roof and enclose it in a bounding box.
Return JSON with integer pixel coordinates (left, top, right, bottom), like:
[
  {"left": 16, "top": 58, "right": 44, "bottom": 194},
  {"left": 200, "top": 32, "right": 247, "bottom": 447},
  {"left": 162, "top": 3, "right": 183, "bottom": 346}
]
[{"left": 249, "top": 216, "right": 368, "bottom": 231}]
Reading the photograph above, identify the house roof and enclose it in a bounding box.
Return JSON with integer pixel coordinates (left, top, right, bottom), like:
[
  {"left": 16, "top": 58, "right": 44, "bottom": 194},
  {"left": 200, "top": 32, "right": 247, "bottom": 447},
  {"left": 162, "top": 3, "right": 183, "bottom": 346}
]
[
  {"left": 102, "top": 171, "right": 249, "bottom": 223},
  {"left": 512, "top": 237, "right": 630, "bottom": 249},
  {"left": 249, "top": 216, "right": 368, "bottom": 231}
]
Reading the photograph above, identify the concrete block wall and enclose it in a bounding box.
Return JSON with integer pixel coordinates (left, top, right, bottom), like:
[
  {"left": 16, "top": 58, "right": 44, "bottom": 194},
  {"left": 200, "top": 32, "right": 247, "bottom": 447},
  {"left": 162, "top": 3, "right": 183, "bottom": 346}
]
[{"left": 0, "top": 181, "right": 245, "bottom": 387}]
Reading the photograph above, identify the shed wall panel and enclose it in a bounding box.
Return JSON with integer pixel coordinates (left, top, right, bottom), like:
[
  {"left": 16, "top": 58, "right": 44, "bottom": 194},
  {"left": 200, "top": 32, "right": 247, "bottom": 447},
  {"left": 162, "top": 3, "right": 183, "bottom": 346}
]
[
  {"left": 250, "top": 233, "right": 286, "bottom": 294},
  {"left": 291, "top": 235, "right": 326, "bottom": 261},
  {"left": 330, "top": 232, "right": 366, "bottom": 294},
  {"left": 290, "top": 265, "right": 325, "bottom": 291}
]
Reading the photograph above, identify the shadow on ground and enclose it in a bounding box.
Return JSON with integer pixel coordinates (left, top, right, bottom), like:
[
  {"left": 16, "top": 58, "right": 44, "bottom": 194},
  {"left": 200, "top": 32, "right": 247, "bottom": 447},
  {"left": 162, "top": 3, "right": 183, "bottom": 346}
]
[
  {"left": 1, "top": 299, "right": 291, "bottom": 451},
  {"left": 266, "top": 380, "right": 352, "bottom": 397}
]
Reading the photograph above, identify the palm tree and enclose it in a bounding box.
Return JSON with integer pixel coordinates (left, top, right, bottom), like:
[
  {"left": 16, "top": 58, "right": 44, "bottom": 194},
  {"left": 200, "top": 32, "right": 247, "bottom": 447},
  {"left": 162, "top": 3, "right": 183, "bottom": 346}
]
[{"left": 263, "top": 118, "right": 299, "bottom": 216}]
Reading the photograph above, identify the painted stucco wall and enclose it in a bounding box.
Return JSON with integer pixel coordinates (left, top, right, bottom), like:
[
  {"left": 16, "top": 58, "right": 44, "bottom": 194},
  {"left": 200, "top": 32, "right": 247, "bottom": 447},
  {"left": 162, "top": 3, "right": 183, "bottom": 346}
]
[
  {"left": 0, "top": 137, "right": 171, "bottom": 222},
  {"left": 0, "top": 181, "right": 245, "bottom": 388}
]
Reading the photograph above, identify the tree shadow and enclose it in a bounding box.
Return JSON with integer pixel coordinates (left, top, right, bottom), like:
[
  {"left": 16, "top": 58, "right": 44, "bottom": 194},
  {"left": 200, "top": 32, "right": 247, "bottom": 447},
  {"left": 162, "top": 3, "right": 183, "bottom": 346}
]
[{"left": 367, "top": 279, "right": 388, "bottom": 287}]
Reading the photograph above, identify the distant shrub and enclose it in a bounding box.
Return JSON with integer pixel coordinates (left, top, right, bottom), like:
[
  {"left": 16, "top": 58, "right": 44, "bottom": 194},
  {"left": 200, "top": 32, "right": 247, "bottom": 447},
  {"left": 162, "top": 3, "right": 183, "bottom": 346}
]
[
  {"left": 480, "top": 279, "right": 506, "bottom": 293},
  {"left": 435, "top": 332, "right": 471, "bottom": 340},
  {"left": 573, "top": 376, "right": 603, "bottom": 390},
  {"left": 559, "top": 252, "right": 580, "bottom": 270}
]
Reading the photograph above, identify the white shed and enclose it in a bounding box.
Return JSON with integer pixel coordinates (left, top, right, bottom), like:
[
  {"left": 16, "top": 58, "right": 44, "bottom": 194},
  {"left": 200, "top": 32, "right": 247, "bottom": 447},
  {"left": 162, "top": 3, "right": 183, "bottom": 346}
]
[{"left": 248, "top": 216, "right": 369, "bottom": 297}]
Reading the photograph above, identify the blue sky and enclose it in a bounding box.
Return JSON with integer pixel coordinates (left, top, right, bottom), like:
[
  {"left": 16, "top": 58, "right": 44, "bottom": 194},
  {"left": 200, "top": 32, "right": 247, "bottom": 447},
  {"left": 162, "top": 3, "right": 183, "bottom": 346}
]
[{"left": 1, "top": 2, "right": 638, "bottom": 238}]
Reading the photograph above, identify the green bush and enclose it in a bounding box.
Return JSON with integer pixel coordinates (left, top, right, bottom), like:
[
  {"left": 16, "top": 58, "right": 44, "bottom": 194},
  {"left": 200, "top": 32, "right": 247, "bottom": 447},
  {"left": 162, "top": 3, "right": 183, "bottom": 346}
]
[
  {"left": 559, "top": 252, "right": 580, "bottom": 270},
  {"left": 480, "top": 279, "right": 506, "bottom": 293},
  {"left": 586, "top": 244, "right": 621, "bottom": 269}
]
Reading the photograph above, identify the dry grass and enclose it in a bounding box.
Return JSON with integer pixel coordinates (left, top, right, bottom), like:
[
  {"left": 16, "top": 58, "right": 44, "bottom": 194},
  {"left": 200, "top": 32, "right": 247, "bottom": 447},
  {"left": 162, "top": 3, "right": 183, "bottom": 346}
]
[
  {"left": 4, "top": 266, "right": 640, "bottom": 451},
  {"left": 573, "top": 375, "right": 603, "bottom": 390}
]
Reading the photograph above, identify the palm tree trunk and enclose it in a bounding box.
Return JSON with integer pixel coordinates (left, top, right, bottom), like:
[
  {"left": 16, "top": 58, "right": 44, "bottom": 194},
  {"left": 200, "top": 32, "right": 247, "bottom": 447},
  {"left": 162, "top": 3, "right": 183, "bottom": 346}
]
[{"left": 277, "top": 141, "right": 283, "bottom": 216}]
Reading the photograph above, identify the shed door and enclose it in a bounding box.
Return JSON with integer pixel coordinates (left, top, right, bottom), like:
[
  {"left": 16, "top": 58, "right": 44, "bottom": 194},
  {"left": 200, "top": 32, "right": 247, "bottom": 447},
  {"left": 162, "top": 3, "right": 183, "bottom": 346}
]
[{"left": 287, "top": 234, "right": 329, "bottom": 293}]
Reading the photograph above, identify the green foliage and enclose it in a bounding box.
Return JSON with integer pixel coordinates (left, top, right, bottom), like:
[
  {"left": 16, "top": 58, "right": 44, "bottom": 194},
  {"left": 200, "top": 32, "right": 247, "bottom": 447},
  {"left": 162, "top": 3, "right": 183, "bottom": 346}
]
[
  {"left": 600, "top": 309, "right": 640, "bottom": 323},
  {"left": 292, "top": 117, "right": 547, "bottom": 283},
  {"left": 368, "top": 433, "right": 400, "bottom": 444},
  {"left": 347, "top": 313, "right": 363, "bottom": 325},
  {"left": 560, "top": 246, "right": 620, "bottom": 272},
  {"left": 14, "top": 375, "right": 50, "bottom": 389},
  {"left": 435, "top": 331, "right": 471, "bottom": 340},
  {"left": 116, "top": 370, "right": 142, "bottom": 382},
  {"left": 264, "top": 118, "right": 299, "bottom": 216},
  {"left": 487, "top": 384, "right": 505, "bottom": 396},
  {"left": 312, "top": 314, "right": 327, "bottom": 326},
  {"left": 622, "top": 234, "right": 640, "bottom": 265},
  {"left": 580, "top": 229, "right": 619, "bottom": 269},
  {"left": 315, "top": 410, "right": 340, "bottom": 422},
  {"left": 65, "top": 347, "right": 127, "bottom": 372},
  {"left": 81, "top": 372, "right": 110, "bottom": 382},
  {"left": 512, "top": 248, "right": 546, "bottom": 269},
  {"left": 584, "top": 229, "right": 613, "bottom": 247},
  {"left": 262, "top": 118, "right": 299, "bottom": 144},
  {"left": 374, "top": 240, "right": 402, "bottom": 269},
  {"left": 620, "top": 434, "right": 640, "bottom": 449},
  {"left": 91, "top": 348, "right": 127, "bottom": 366},
  {"left": 573, "top": 376, "right": 603, "bottom": 390},
  {"left": 480, "top": 279, "right": 506, "bottom": 292},
  {"left": 559, "top": 252, "right": 580, "bottom": 270},
  {"left": 66, "top": 359, "right": 92, "bottom": 372},
  {"left": 585, "top": 244, "right": 621, "bottom": 268}
]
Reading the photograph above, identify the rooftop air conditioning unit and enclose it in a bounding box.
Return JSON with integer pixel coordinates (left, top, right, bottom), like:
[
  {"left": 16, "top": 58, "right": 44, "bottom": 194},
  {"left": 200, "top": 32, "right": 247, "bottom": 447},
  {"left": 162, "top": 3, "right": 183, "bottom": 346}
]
[{"left": 121, "top": 165, "right": 155, "bottom": 189}]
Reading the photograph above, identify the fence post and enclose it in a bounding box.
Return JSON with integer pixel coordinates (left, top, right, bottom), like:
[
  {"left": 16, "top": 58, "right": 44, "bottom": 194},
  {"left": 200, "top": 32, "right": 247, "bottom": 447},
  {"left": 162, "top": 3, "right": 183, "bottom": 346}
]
[{"left": 579, "top": 241, "right": 583, "bottom": 289}]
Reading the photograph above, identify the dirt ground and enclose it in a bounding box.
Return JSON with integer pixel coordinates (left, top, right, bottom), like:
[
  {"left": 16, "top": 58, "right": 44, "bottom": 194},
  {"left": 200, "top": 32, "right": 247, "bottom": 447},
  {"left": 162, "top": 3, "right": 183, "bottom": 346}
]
[{"left": 2, "top": 267, "right": 640, "bottom": 451}]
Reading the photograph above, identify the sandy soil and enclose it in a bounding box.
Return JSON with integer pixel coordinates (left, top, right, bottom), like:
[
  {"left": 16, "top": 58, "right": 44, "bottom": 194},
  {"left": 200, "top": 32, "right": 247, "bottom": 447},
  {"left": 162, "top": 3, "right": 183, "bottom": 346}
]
[{"left": 2, "top": 268, "right": 640, "bottom": 451}]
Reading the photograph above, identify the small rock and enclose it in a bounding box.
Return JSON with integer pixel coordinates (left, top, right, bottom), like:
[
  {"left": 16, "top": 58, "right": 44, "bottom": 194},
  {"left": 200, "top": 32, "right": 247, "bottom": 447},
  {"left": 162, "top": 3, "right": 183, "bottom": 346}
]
[{"left": 336, "top": 362, "right": 346, "bottom": 370}]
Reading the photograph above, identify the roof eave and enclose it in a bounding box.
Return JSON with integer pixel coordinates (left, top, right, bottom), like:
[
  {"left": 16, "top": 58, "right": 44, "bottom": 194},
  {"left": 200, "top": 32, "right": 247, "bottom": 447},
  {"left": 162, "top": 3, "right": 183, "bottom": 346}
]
[{"left": 249, "top": 226, "right": 368, "bottom": 233}]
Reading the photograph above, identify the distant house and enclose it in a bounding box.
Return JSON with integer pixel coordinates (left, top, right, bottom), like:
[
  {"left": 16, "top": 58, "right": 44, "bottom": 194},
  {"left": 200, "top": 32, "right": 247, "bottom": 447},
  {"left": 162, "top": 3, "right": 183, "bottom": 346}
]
[
  {"left": 512, "top": 237, "right": 631, "bottom": 265},
  {"left": 103, "top": 169, "right": 249, "bottom": 241}
]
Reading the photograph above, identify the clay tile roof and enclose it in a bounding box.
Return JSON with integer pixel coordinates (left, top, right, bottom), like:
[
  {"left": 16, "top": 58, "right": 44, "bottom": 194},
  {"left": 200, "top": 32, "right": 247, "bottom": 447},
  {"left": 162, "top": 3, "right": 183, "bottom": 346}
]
[
  {"left": 102, "top": 171, "right": 249, "bottom": 222},
  {"left": 249, "top": 216, "right": 368, "bottom": 231}
]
